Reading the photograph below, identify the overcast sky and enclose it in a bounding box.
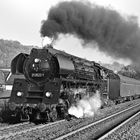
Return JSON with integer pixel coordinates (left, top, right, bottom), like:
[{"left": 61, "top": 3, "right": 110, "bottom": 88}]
[{"left": 0, "top": 0, "right": 140, "bottom": 64}]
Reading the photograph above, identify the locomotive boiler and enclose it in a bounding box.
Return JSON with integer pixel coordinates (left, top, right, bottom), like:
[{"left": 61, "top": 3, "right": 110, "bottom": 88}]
[{"left": 2, "top": 45, "right": 140, "bottom": 123}]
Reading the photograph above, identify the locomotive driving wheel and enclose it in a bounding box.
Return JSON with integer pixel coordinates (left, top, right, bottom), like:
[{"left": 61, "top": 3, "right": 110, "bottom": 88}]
[{"left": 50, "top": 107, "right": 57, "bottom": 122}]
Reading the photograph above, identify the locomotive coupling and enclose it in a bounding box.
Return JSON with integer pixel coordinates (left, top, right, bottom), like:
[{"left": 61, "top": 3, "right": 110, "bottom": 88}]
[
  {"left": 37, "top": 103, "right": 47, "bottom": 112},
  {"left": 9, "top": 102, "right": 17, "bottom": 111}
]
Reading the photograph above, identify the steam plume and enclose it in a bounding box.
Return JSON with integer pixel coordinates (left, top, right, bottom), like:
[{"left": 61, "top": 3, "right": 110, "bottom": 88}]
[
  {"left": 68, "top": 91, "right": 102, "bottom": 118},
  {"left": 40, "top": 1, "right": 140, "bottom": 65}
]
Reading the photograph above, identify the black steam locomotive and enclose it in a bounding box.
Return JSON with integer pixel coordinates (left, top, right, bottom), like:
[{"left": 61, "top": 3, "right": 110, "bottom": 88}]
[{"left": 2, "top": 45, "right": 140, "bottom": 123}]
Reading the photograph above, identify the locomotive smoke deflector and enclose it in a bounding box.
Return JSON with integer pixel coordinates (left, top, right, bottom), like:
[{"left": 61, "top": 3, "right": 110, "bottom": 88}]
[
  {"left": 55, "top": 53, "right": 75, "bottom": 75},
  {"left": 11, "top": 53, "right": 29, "bottom": 74}
]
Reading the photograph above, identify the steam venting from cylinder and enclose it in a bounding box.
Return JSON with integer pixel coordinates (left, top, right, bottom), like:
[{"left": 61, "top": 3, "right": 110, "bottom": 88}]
[
  {"left": 68, "top": 90, "right": 102, "bottom": 118},
  {"left": 40, "top": 1, "right": 140, "bottom": 67}
]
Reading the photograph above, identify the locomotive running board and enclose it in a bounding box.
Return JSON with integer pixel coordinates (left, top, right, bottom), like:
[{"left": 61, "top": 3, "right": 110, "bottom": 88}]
[{"left": 61, "top": 78, "right": 101, "bottom": 84}]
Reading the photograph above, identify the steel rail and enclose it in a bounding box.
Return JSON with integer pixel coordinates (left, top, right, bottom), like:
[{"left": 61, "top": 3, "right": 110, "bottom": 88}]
[{"left": 98, "top": 110, "right": 140, "bottom": 140}]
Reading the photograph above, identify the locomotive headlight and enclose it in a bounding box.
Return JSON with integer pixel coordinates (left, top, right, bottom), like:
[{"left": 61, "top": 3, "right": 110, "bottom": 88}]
[
  {"left": 45, "top": 92, "right": 52, "bottom": 97},
  {"left": 17, "top": 91, "right": 23, "bottom": 97},
  {"left": 34, "top": 58, "right": 40, "bottom": 63}
]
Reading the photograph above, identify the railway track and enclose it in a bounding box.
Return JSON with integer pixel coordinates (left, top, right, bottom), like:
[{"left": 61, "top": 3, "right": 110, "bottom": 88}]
[
  {"left": 98, "top": 111, "right": 140, "bottom": 140},
  {"left": 1, "top": 101, "right": 140, "bottom": 140},
  {"left": 0, "top": 122, "right": 35, "bottom": 139},
  {"left": 53, "top": 103, "right": 140, "bottom": 140},
  {"left": 0, "top": 120, "right": 65, "bottom": 140}
]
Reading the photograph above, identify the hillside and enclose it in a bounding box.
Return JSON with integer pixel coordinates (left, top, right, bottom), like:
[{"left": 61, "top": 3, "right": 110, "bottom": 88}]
[
  {"left": 101, "top": 62, "right": 140, "bottom": 80},
  {"left": 0, "top": 39, "right": 38, "bottom": 67},
  {"left": 100, "top": 62, "right": 124, "bottom": 72},
  {"left": 118, "top": 65, "right": 140, "bottom": 80}
]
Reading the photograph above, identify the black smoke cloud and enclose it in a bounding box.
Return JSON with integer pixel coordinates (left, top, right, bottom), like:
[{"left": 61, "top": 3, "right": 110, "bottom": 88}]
[{"left": 40, "top": 1, "right": 140, "bottom": 65}]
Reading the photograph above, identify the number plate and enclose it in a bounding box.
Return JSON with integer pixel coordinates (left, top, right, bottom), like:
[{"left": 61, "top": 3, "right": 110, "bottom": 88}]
[{"left": 31, "top": 73, "right": 44, "bottom": 77}]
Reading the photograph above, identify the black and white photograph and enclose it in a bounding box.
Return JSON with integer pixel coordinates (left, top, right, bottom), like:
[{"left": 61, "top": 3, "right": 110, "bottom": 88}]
[{"left": 0, "top": 0, "right": 140, "bottom": 139}]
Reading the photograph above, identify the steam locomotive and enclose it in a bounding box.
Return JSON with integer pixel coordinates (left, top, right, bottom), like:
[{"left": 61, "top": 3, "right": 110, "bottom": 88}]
[{"left": 2, "top": 45, "right": 140, "bottom": 123}]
